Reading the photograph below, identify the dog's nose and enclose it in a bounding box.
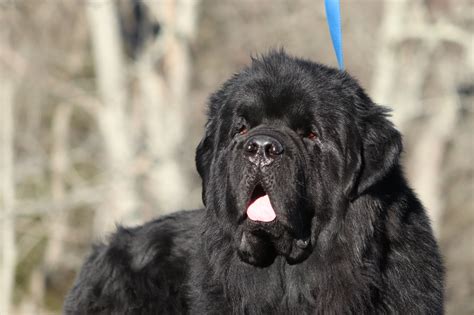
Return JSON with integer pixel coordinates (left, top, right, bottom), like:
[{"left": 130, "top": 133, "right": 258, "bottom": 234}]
[{"left": 243, "top": 135, "right": 283, "bottom": 166}]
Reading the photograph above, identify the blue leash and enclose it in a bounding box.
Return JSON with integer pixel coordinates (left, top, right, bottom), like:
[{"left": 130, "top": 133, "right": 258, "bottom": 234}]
[{"left": 324, "top": 0, "right": 344, "bottom": 70}]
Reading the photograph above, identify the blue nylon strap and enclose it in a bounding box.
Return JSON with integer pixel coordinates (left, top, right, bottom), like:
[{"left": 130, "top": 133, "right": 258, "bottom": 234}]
[{"left": 324, "top": 0, "right": 344, "bottom": 70}]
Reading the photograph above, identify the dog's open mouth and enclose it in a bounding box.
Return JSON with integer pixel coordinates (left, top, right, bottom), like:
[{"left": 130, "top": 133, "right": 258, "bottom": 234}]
[{"left": 246, "top": 184, "right": 276, "bottom": 222}]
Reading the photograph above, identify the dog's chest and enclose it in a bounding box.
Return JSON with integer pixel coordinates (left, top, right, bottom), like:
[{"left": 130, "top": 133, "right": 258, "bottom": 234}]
[{"left": 214, "top": 261, "right": 373, "bottom": 314}]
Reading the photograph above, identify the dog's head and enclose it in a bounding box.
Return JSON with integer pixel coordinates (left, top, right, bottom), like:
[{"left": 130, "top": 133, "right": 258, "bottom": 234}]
[{"left": 196, "top": 52, "right": 401, "bottom": 266}]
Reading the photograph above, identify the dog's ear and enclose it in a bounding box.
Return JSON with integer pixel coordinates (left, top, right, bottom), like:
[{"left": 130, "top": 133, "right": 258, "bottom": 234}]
[
  {"left": 195, "top": 130, "right": 214, "bottom": 205},
  {"left": 347, "top": 108, "right": 402, "bottom": 199}
]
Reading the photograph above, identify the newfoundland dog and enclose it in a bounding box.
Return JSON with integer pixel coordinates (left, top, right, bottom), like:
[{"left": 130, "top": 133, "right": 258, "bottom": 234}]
[{"left": 65, "top": 51, "right": 444, "bottom": 314}]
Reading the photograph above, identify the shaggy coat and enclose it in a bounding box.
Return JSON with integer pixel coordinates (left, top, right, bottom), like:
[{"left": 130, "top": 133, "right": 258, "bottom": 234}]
[{"left": 64, "top": 52, "right": 444, "bottom": 314}]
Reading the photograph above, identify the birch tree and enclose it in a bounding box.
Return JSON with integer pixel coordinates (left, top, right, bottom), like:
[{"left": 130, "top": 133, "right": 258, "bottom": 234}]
[
  {"left": 371, "top": 0, "right": 473, "bottom": 236},
  {"left": 134, "top": 0, "right": 199, "bottom": 212},
  {"left": 86, "top": 1, "right": 139, "bottom": 236},
  {"left": 0, "top": 43, "right": 16, "bottom": 315}
]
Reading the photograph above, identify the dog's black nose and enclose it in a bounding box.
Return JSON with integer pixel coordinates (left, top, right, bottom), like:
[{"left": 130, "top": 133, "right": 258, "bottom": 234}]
[{"left": 244, "top": 135, "right": 283, "bottom": 166}]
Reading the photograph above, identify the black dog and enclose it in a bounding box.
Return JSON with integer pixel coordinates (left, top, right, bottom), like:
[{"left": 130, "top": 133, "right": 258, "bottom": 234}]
[{"left": 64, "top": 51, "right": 444, "bottom": 314}]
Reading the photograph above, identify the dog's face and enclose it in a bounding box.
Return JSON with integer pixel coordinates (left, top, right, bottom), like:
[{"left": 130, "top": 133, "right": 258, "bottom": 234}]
[{"left": 196, "top": 52, "right": 402, "bottom": 267}]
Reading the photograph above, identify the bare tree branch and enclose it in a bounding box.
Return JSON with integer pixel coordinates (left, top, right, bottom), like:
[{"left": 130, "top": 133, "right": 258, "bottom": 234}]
[{"left": 44, "top": 103, "right": 73, "bottom": 272}]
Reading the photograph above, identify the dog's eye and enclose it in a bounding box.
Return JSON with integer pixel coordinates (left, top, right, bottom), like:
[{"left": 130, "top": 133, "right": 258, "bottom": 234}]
[
  {"left": 297, "top": 129, "right": 318, "bottom": 141},
  {"left": 306, "top": 131, "right": 317, "bottom": 140},
  {"left": 238, "top": 124, "right": 248, "bottom": 136}
]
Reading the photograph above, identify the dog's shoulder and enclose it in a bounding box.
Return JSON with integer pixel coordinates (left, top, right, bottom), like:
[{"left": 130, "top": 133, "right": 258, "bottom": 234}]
[{"left": 64, "top": 209, "right": 203, "bottom": 314}]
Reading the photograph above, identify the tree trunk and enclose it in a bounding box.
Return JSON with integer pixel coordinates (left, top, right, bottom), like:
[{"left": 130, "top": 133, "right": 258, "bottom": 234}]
[
  {"left": 137, "top": 0, "right": 198, "bottom": 213},
  {"left": 86, "top": 1, "right": 139, "bottom": 236},
  {"left": 370, "top": 0, "right": 470, "bottom": 236},
  {"left": 0, "top": 64, "right": 16, "bottom": 315}
]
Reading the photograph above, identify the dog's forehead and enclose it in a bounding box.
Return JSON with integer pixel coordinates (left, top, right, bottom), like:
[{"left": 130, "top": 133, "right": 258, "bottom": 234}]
[
  {"left": 214, "top": 57, "right": 357, "bottom": 128},
  {"left": 229, "top": 75, "right": 322, "bottom": 124}
]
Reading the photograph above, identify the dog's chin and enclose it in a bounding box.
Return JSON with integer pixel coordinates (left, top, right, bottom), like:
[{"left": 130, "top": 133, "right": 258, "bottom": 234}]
[
  {"left": 237, "top": 231, "right": 277, "bottom": 267},
  {"left": 237, "top": 221, "right": 313, "bottom": 267}
]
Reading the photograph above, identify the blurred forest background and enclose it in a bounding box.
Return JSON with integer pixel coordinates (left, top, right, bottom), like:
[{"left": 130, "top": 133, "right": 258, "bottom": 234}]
[{"left": 0, "top": 0, "right": 472, "bottom": 314}]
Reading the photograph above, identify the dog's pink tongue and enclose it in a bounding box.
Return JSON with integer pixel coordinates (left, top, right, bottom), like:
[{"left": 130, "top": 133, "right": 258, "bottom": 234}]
[{"left": 246, "top": 195, "right": 276, "bottom": 222}]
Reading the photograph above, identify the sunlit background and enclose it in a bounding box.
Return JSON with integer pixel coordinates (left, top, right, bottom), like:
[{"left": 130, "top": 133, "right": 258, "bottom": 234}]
[{"left": 0, "top": 0, "right": 472, "bottom": 314}]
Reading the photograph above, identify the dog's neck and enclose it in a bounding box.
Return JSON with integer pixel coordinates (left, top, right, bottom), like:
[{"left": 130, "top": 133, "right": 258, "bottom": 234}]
[{"left": 196, "top": 213, "right": 377, "bottom": 312}]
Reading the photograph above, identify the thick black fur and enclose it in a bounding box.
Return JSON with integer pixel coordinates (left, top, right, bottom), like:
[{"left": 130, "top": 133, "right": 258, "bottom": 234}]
[{"left": 64, "top": 52, "right": 444, "bottom": 314}]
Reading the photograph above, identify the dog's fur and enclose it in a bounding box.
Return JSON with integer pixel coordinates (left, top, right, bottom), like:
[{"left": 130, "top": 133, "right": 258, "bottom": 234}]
[{"left": 64, "top": 52, "right": 444, "bottom": 314}]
